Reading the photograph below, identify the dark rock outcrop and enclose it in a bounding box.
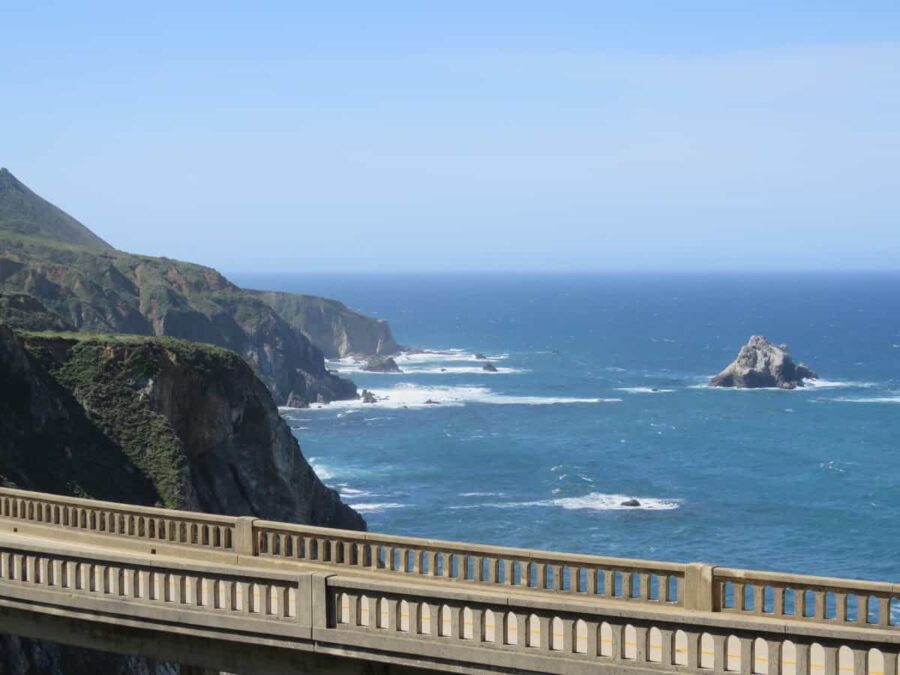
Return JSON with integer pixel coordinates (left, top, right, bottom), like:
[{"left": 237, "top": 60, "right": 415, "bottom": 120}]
[
  {"left": 482, "top": 362, "right": 499, "bottom": 373},
  {"left": 620, "top": 499, "right": 641, "bottom": 507},
  {"left": 361, "top": 389, "right": 378, "bottom": 404},
  {"left": 710, "top": 335, "right": 818, "bottom": 389},
  {"left": 362, "top": 356, "right": 402, "bottom": 373}
]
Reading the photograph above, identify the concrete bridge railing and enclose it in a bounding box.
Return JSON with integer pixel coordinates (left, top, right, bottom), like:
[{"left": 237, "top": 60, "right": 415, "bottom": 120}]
[{"left": 0, "top": 487, "right": 897, "bottom": 675}]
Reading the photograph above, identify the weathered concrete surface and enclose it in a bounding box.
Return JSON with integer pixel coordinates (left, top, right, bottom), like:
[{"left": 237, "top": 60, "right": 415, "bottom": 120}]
[{"left": 0, "top": 488, "right": 897, "bottom": 675}]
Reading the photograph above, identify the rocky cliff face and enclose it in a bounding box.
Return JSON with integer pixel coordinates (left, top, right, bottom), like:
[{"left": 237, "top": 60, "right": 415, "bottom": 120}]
[
  {"left": 0, "top": 168, "right": 366, "bottom": 407},
  {"left": 0, "top": 327, "right": 364, "bottom": 673},
  {"left": 0, "top": 234, "right": 356, "bottom": 406},
  {"left": 251, "top": 290, "right": 402, "bottom": 359},
  {"left": 710, "top": 335, "right": 818, "bottom": 389}
]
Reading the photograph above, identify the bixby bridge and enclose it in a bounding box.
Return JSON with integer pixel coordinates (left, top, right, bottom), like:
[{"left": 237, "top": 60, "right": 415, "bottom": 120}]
[{"left": 0, "top": 487, "right": 896, "bottom": 674}]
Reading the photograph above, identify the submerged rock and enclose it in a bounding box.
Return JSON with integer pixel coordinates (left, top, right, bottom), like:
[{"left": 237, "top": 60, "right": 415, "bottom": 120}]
[
  {"left": 482, "top": 362, "right": 499, "bottom": 373},
  {"left": 620, "top": 499, "right": 641, "bottom": 507},
  {"left": 362, "top": 356, "right": 402, "bottom": 373},
  {"left": 424, "top": 399, "right": 441, "bottom": 405},
  {"left": 710, "top": 335, "right": 817, "bottom": 389},
  {"left": 475, "top": 353, "right": 488, "bottom": 360}
]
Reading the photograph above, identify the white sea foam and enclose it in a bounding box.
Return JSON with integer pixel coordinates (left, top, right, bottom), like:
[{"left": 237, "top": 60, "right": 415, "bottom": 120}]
[
  {"left": 451, "top": 492, "right": 680, "bottom": 512},
  {"left": 339, "top": 487, "right": 372, "bottom": 497},
  {"left": 307, "top": 458, "right": 335, "bottom": 481},
  {"left": 545, "top": 493, "right": 680, "bottom": 511},
  {"left": 805, "top": 378, "right": 876, "bottom": 389},
  {"left": 331, "top": 364, "right": 525, "bottom": 375},
  {"left": 328, "top": 349, "right": 519, "bottom": 375},
  {"left": 309, "top": 383, "right": 619, "bottom": 410},
  {"left": 351, "top": 503, "right": 406, "bottom": 513},
  {"left": 615, "top": 387, "right": 674, "bottom": 394},
  {"left": 692, "top": 378, "right": 874, "bottom": 391},
  {"left": 459, "top": 492, "right": 506, "bottom": 497},
  {"left": 833, "top": 396, "right": 900, "bottom": 404}
]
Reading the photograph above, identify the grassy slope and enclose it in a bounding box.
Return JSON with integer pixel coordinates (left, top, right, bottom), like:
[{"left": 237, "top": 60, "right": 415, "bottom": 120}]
[{"left": 0, "top": 168, "right": 112, "bottom": 249}]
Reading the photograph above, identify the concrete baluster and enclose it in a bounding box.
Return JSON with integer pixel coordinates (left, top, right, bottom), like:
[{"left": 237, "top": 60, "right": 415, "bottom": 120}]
[
  {"left": 883, "top": 651, "right": 898, "bottom": 675},
  {"left": 767, "top": 639, "right": 783, "bottom": 675},
  {"left": 794, "top": 641, "right": 810, "bottom": 675},
  {"left": 852, "top": 648, "right": 867, "bottom": 675},
  {"left": 877, "top": 596, "right": 890, "bottom": 627},
  {"left": 822, "top": 644, "right": 838, "bottom": 675},
  {"left": 659, "top": 628, "right": 674, "bottom": 666}
]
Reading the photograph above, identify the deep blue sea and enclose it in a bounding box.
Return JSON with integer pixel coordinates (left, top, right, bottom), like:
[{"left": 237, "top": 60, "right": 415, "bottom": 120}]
[{"left": 231, "top": 273, "right": 900, "bottom": 584}]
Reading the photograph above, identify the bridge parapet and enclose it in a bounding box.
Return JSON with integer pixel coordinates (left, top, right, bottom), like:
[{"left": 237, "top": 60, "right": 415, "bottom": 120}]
[
  {"left": 0, "top": 487, "right": 236, "bottom": 552},
  {"left": 0, "top": 487, "right": 897, "bottom": 675},
  {"left": 254, "top": 519, "right": 686, "bottom": 609}
]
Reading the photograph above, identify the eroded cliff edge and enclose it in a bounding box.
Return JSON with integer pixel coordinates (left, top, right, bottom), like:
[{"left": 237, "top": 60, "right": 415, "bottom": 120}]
[
  {"left": 0, "top": 326, "right": 364, "bottom": 673},
  {"left": 250, "top": 289, "right": 402, "bottom": 359},
  {"left": 0, "top": 168, "right": 408, "bottom": 406}
]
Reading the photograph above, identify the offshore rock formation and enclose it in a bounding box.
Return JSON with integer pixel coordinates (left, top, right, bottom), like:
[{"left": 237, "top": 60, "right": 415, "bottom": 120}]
[
  {"left": 362, "top": 355, "right": 402, "bottom": 373},
  {"left": 251, "top": 289, "right": 402, "bottom": 359},
  {"left": 0, "top": 327, "right": 364, "bottom": 673},
  {"left": 710, "top": 335, "right": 818, "bottom": 389},
  {"left": 0, "top": 168, "right": 362, "bottom": 406}
]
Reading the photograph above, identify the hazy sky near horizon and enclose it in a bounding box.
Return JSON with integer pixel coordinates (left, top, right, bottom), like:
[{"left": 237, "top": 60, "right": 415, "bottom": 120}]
[{"left": 3, "top": 2, "right": 900, "bottom": 273}]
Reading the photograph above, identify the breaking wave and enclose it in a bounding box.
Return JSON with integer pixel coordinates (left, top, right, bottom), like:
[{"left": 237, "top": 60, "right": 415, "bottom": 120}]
[
  {"left": 311, "top": 383, "right": 619, "bottom": 409},
  {"left": 450, "top": 493, "right": 680, "bottom": 512}
]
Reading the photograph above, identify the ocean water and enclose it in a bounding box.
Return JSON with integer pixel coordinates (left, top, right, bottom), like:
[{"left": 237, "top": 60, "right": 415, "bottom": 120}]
[{"left": 232, "top": 273, "right": 900, "bottom": 583}]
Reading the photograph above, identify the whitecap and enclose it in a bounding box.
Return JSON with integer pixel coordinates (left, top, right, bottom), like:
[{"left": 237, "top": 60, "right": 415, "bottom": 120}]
[
  {"left": 451, "top": 492, "right": 680, "bottom": 512},
  {"left": 546, "top": 493, "right": 680, "bottom": 511},
  {"left": 832, "top": 396, "right": 900, "bottom": 404},
  {"left": 615, "top": 387, "right": 674, "bottom": 394},
  {"left": 459, "top": 492, "right": 506, "bottom": 497},
  {"left": 308, "top": 458, "right": 335, "bottom": 481},
  {"left": 692, "top": 378, "right": 874, "bottom": 391},
  {"left": 804, "top": 379, "right": 876, "bottom": 389},
  {"left": 307, "top": 383, "right": 620, "bottom": 410},
  {"left": 351, "top": 503, "right": 406, "bottom": 513},
  {"left": 339, "top": 487, "right": 372, "bottom": 497},
  {"left": 328, "top": 350, "right": 518, "bottom": 375}
]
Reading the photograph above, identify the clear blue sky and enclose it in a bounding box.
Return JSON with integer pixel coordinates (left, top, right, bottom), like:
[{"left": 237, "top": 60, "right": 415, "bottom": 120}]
[{"left": 3, "top": 2, "right": 899, "bottom": 272}]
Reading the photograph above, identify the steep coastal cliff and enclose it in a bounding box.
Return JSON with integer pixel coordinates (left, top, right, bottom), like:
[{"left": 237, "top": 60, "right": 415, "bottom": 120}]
[
  {"left": 251, "top": 289, "right": 402, "bottom": 358},
  {"left": 0, "top": 326, "right": 364, "bottom": 672},
  {"left": 0, "top": 168, "right": 404, "bottom": 406}
]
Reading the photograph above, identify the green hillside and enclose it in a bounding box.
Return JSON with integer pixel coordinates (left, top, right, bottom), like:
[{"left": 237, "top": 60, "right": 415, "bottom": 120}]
[{"left": 0, "top": 168, "right": 112, "bottom": 249}]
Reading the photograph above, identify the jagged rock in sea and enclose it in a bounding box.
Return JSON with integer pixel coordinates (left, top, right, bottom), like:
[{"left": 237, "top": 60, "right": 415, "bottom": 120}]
[
  {"left": 362, "top": 355, "right": 402, "bottom": 373},
  {"left": 482, "top": 361, "right": 499, "bottom": 372},
  {"left": 361, "top": 389, "right": 378, "bottom": 403},
  {"left": 0, "top": 168, "right": 361, "bottom": 407},
  {"left": 710, "top": 335, "right": 818, "bottom": 389},
  {"left": 474, "top": 353, "right": 487, "bottom": 360},
  {"left": 0, "top": 327, "right": 364, "bottom": 673},
  {"left": 620, "top": 499, "right": 641, "bottom": 507}
]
